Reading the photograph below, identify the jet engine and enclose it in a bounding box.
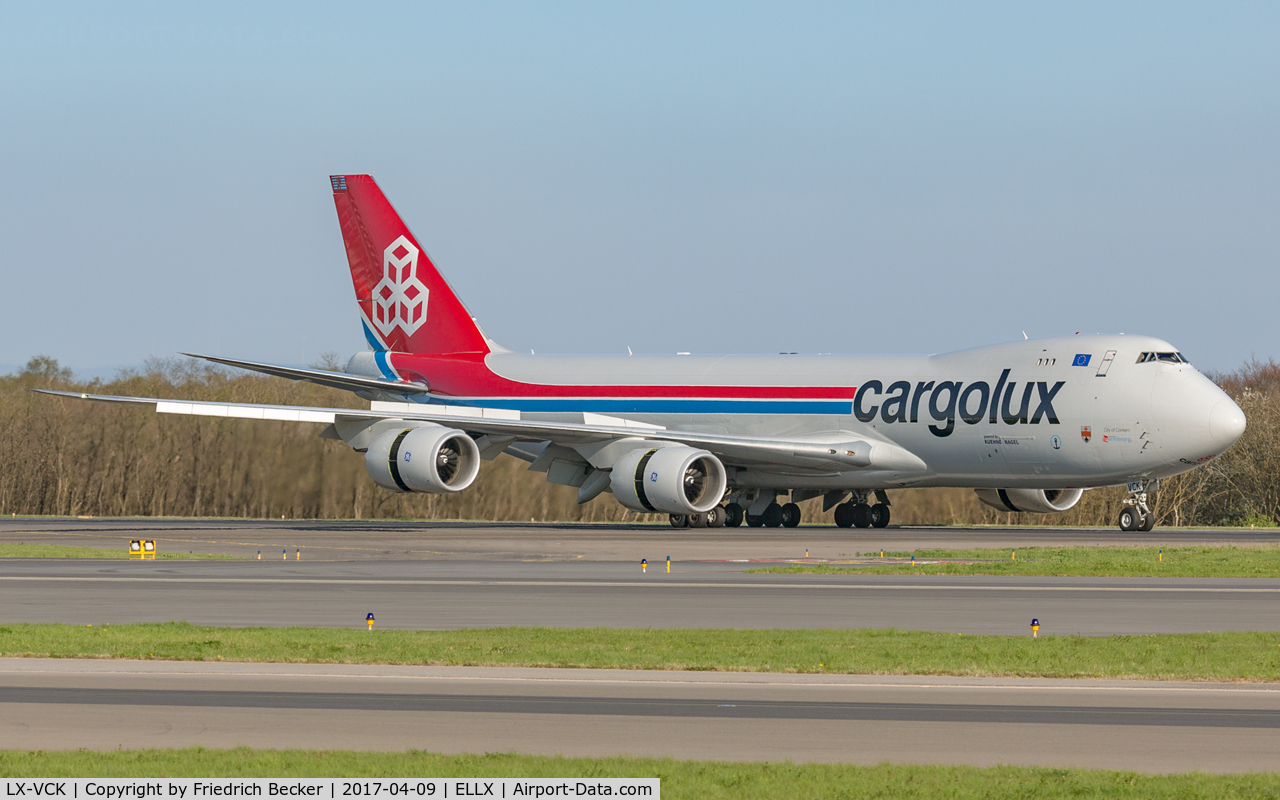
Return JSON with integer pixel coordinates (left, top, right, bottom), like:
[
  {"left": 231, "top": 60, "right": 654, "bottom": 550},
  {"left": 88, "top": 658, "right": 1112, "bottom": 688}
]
[
  {"left": 974, "top": 488, "right": 1084, "bottom": 514},
  {"left": 365, "top": 424, "right": 481, "bottom": 494},
  {"left": 609, "top": 446, "right": 727, "bottom": 515}
]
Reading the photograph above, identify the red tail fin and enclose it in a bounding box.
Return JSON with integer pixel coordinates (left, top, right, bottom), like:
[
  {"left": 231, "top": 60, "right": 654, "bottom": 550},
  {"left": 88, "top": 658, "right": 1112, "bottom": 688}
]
[{"left": 331, "top": 174, "right": 489, "bottom": 356}]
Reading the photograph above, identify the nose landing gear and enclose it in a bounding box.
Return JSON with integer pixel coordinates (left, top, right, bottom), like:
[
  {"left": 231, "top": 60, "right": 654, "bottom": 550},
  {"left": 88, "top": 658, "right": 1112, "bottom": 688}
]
[{"left": 1118, "top": 480, "right": 1159, "bottom": 531}]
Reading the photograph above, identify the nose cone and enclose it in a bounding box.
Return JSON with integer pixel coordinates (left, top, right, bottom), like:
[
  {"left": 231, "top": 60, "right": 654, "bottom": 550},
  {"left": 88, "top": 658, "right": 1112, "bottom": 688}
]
[
  {"left": 1209, "top": 397, "right": 1246, "bottom": 449},
  {"left": 1152, "top": 371, "right": 1246, "bottom": 460}
]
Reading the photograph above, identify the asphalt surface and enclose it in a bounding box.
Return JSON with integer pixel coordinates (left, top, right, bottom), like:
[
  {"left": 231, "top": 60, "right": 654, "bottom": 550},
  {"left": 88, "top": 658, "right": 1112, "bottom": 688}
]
[
  {"left": 3, "top": 517, "right": 1279, "bottom": 769},
  {"left": 4, "top": 658, "right": 1279, "bottom": 772},
  {"left": 3, "top": 517, "right": 1277, "bottom": 562},
  {"left": 3, "top": 558, "right": 1279, "bottom": 634}
]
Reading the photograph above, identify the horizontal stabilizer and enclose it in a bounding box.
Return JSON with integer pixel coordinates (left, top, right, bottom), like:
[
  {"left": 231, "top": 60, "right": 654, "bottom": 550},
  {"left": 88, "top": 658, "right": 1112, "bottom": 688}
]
[{"left": 182, "top": 353, "right": 430, "bottom": 395}]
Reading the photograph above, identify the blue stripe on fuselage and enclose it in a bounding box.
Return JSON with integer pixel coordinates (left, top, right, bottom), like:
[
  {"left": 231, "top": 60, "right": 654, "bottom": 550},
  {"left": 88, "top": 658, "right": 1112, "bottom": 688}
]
[
  {"left": 410, "top": 397, "right": 854, "bottom": 415},
  {"left": 360, "top": 321, "right": 400, "bottom": 382},
  {"left": 372, "top": 350, "right": 398, "bottom": 380},
  {"left": 361, "top": 321, "right": 385, "bottom": 352}
]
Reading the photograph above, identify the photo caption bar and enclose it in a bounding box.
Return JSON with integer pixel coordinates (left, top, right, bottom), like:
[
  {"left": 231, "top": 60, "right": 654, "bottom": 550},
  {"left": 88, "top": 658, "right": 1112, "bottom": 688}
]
[{"left": 1, "top": 780, "right": 658, "bottom": 800}]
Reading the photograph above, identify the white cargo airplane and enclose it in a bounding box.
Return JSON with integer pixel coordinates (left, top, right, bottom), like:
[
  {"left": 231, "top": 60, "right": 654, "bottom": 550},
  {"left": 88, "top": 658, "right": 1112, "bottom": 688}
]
[{"left": 42, "top": 175, "right": 1246, "bottom": 531}]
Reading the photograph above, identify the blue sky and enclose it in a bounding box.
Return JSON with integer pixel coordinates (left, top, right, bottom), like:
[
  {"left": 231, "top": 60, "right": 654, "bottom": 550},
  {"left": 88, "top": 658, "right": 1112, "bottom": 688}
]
[{"left": 1, "top": 2, "right": 1276, "bottom": 376}]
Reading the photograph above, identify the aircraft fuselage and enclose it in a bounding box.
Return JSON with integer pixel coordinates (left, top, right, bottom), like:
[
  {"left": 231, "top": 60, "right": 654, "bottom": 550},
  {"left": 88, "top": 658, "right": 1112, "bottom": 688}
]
[{"left": 360, "top": 332, "right": 1244, "bottom": 492}]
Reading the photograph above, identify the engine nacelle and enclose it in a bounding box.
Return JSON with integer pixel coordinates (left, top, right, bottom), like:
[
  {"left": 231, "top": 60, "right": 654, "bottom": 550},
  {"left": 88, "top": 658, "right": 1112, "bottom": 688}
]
[
  {"left": 975, "top": 488, "right": 1084, "bottom": 514},
  {"left": 609, "top": 446, "right": 727, "bottom": 515},
  {"left": 365, "top": 424, "right": 481, "bottom": 494}
]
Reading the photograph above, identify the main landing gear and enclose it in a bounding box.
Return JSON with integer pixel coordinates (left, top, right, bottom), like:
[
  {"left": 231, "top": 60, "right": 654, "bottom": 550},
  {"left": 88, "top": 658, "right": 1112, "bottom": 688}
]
[
  {"left": 738, "top": 501, "right": 801, "bottom": 528},
  {"left": 832, "top": 490, "right": 891, "bottom": 529},
  {"left": 1118, "top": 480, "right": 1159, "bottom": 532},
  {"left": 669, "top": 505, "right": 728, "bottom": 528},
  {"left": 670, "top": 502, "right": 797, "bottom": 528},
  {"left": 679, "top": 491, "right": 802, "bottom": 529},
  {"left": 670, "top": 489, "right": 893, "bottom": 530}
]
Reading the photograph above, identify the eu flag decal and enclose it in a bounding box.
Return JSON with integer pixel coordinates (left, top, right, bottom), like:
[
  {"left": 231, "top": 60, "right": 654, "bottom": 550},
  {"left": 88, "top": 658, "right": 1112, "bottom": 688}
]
[{"left": 1072, "top": 354, "right": 1092, "bottom": 367}]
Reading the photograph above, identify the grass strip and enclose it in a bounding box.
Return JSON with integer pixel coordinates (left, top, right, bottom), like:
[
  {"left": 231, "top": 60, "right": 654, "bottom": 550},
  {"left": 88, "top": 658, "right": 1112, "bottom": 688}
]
[
  {"left": 1, "top": 748, "right": 1277, "bottom": 797},
  {"left": 748, "top": 545, "right": 1280, "bottom": 577},
  {"left": 3, "top": 622, "right": 1279, "bottom": 680},
  {"left": 0, "top": 543, "right": 234, "bottom": 559}
]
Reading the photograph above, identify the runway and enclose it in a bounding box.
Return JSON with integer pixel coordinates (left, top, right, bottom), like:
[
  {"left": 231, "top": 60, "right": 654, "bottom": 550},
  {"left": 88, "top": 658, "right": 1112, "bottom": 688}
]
[
  {"left": 3, "top": 558, "right": 1280, "bottom": 634},
  {"left": 3, "top": 518, "right": 1279, "bottom": 770},
  {"left": 3, "top": 658, "right": 1278, "bottom": 772},
  {"left": 2, "top": 517, "right": 1276, "bottom": 562}
]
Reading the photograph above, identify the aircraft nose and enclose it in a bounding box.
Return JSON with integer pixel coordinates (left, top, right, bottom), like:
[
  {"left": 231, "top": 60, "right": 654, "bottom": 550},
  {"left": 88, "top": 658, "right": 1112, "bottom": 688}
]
[{"left": 1209, "top": 397, "right": 1246, "bottom": 449}]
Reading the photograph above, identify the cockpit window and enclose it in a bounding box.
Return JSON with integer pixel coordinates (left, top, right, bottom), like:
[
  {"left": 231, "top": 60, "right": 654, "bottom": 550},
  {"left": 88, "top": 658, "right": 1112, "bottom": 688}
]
[{"left": 1136, "top": 351, "right": 1189, "bottom": 364}]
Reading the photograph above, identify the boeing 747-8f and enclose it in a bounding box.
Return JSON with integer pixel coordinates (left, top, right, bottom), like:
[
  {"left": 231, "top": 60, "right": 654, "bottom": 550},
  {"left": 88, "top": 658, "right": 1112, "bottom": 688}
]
[{"left": 42, "top": 175, "right": 1246, "bottom": 531}]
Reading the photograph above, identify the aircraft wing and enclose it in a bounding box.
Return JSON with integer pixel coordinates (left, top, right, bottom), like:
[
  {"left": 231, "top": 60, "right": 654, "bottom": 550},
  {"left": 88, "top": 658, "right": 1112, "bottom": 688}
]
[
  {"left": 34, "top": 390, "right": 928, "bottom": 473},
  {"left": 180, "top": 353, "right": 430, "bottom": 395}
]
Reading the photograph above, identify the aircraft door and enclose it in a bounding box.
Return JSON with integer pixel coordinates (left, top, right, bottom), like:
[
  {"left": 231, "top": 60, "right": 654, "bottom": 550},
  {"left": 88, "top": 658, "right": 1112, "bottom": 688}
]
[
  {"left": 999, "top": 431, "right": 1047, "bottom": 475},
  {"left": 978, "top": 429, "right": 1009, "bottom": 479},
  {"left": 1095, "top": 350, "right": 1117, "bottom": 377},
  {"left": 1092, "top": 354, "right": 1151, "bottom": 472}
]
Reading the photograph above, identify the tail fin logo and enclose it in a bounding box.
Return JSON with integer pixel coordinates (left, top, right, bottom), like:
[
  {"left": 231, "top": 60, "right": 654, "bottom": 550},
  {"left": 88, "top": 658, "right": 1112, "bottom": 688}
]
[{"left": 372, "top": 235, "right": 429, "bottom": 337}]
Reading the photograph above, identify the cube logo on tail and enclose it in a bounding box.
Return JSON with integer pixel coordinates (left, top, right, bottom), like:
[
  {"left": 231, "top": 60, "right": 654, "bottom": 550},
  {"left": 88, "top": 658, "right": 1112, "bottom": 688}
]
[
  {"left": 373, "top": 236, "right": 429, "bottom": 337},
  {"left": 331, "top": 174, "right": 489, "bottom": 356}
]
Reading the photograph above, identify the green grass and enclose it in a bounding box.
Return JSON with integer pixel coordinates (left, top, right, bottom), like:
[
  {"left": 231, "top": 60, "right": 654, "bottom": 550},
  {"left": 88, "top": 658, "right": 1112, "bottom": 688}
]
[
  {"left": 4, "top": 622, "right": 1280, "bottom": 681},
  {"left": 1, "top": 749, "right": 1277, "bottom": 797},
  {"left": 748, "top": 545, "right": 1280, "bottom": 577},
  {"left": 0, "top": 543, "right": 234, "bottom": 559}
]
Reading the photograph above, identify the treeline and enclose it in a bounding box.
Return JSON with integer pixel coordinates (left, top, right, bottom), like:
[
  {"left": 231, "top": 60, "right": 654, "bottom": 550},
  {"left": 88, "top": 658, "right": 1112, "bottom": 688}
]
[{"left": 1, "top": 355, "right": 1276, "bottom": 527}]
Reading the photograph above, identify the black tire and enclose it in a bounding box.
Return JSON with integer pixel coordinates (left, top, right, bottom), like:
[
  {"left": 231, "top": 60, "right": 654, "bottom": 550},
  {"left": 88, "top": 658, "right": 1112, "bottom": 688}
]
[
  {"left": 1139, "top": 508, "right": 1156, "bottom": 531},
  {"left": 724, "top": 503, "right": 744, "bottom": 527},
  {"left": 746, "top": 513, "right": 765, "bottom": 528},
  {"left": 762, "top": 502, "right": 784, "bottom": 528},
  {"left": 706, "top": 506, "right": 726, "bottom": 528},
  {"left": 669, "top": 514, "right": 688, "bottom": 528},
  {"left": 1118, "top": 506, "right": 1141, "bottom": 532},
  {"left": 834, "top": 503, "right": 855, "bottom": 528},
  {"left": 870, "top": 503, "right": 891, "bottom": 529},
  {"left": 687, "top": 512, "right": 707, "bottom": 528},
  {"left": 781, "top": 502, "right": 801, "bottom": 528},
  {"left": 852, "top": 502, "right": 873, "bottom": 529}
]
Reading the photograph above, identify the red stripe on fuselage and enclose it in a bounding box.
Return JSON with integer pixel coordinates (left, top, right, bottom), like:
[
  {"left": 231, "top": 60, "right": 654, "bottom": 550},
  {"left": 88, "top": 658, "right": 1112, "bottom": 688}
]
[{"left": 388, "top": 353, "right": 857, "bottom": 399}]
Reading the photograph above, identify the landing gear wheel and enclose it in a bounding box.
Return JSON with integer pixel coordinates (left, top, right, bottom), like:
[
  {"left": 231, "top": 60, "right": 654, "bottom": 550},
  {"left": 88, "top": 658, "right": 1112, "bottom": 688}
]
[
  {"left": 1118, "top": 506, "right": 1142, "bottom": 532},
  {"left": 1138, "top": 507, "right": 1156, "bottom": 531},
  {"left": 870, "top": 503, "right": 891, "bottom": 529},
  {"left": 669, "top": 514, "right": 688, "bottom": 528},
  {"left": 746, "top": 512, "right": 765, "bottom": 528},
  {"left": 780, "top": 503, "right": 802, "bottom": 528},
  {"left": 762, "top": 502, "right": 785, "bottom": 528},
  {"left": 852, "top": 502, "right": 874, "bottom": 529},
  {"left": 724, "top": 503, "right": 744, "bottom": 527},
  {"left": 833, "top": 503, "right": 855, "bottom": 528},
  {"left": 706, "top": 506, "right": 726, "bottom": 528},
  {"left": 687, "top": 512, "right": 707, "bottom": 528}
]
